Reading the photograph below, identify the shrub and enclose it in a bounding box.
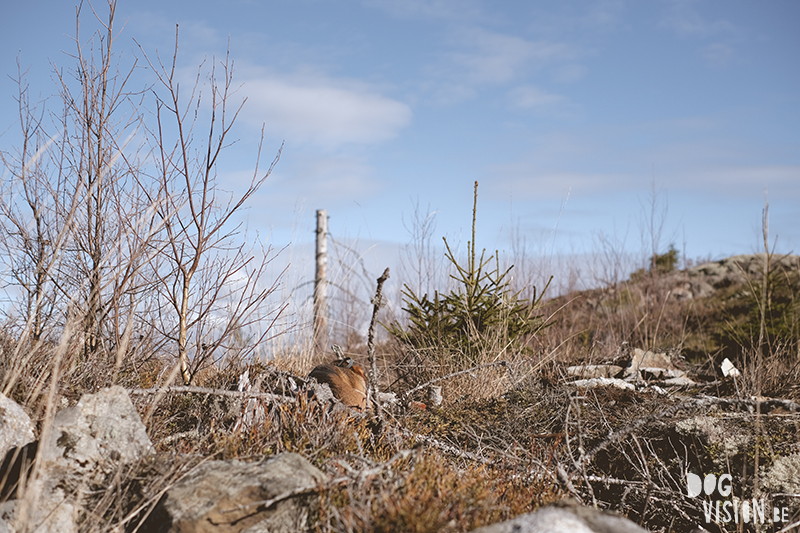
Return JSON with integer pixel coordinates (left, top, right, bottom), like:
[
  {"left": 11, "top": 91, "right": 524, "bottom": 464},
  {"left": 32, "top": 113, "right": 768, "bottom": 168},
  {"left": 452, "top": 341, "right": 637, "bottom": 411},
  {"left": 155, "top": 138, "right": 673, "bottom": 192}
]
[
  {"left": 388, "top": 182, "right": 550, "bottom": 370},
  {"left": 716, "top": 254, "right": 800, "bottom": 362},
  {"left": 630, "top": 244, "right": 680, "bottom": 280}
]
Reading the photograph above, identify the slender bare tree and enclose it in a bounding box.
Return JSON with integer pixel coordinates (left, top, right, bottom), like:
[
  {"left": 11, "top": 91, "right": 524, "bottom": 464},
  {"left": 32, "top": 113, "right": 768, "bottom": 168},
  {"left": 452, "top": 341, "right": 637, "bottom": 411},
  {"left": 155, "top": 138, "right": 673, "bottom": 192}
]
[
  {"left": 0, "top": 65, "right": 60, "bottom": 343},
  {"left": 142, "top": 30, "right": 285, "bottom": 384},
  {"left": 1, "top": 1, "right": 289, "bottom": 388},
  {"left": 50, "top": 1, "right": 151, "bottom": 359}
]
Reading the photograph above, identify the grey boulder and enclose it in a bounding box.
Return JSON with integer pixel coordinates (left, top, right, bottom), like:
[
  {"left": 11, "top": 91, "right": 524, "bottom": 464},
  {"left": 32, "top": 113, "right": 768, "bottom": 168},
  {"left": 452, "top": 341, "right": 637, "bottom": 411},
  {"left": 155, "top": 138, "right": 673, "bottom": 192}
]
[{"left": 143, "top": 452, "right": 326, "bottom": 533}]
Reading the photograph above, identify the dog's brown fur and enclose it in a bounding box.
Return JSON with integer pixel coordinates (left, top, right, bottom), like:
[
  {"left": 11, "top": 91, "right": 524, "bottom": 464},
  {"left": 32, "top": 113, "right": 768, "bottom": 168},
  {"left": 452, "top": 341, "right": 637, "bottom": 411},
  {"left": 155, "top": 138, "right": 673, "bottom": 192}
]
[{"left": 307, "top": 357, "right": 368, "bottom": 411}]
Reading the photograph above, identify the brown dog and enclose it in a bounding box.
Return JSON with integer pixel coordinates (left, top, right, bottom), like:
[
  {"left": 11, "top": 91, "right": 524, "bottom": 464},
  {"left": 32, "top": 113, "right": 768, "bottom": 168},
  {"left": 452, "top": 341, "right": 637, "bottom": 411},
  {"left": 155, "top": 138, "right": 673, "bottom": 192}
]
[{"left": 307, "top": 357, "right": 368, "bottom": 411}]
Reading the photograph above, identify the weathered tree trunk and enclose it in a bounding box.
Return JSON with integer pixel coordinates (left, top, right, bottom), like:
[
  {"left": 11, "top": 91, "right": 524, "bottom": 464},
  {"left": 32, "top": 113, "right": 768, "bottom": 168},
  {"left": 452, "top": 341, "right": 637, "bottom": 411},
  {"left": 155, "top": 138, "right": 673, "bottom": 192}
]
[
  {"left": 84, "top": 170, "right": 104, "bottom": 358},
  {"left": 179, "top": 268, "right": 192, "bottom": 385},
  {"left": 313, "top": 209, "right": 328, "bottom": 351}
]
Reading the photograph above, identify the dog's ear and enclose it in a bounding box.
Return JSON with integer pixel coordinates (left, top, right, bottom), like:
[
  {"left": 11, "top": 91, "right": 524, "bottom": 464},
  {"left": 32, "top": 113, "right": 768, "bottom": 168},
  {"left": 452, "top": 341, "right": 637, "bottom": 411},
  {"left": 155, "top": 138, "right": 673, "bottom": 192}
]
[{"left": 334, "top": 357, "right": 354, "bottom": 369}]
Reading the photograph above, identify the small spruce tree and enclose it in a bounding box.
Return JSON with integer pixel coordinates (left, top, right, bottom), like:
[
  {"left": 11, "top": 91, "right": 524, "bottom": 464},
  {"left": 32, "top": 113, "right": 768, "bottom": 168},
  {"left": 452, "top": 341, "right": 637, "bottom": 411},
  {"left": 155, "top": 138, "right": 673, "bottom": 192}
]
[{"left": 389, "top": 182, "right": 550, "bottom": 368}]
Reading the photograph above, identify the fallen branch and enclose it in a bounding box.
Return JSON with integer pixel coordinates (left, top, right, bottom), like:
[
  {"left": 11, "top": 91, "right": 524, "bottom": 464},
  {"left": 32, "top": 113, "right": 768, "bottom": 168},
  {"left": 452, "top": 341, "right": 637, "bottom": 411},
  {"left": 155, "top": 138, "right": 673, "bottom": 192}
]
[
  {"left": 157, "top": 430, "right": 200, "bottom": 446},
  {"left": 128, "top": 386, "right": 295, "bottom": 403},
  {"left": 332, "top": 449, "right": 417, "bottom": 483},
  {"left": 219, "top": 476, "right": 349, "bottom": 515},
  {"left": 696, "top": 394, "right": 800, "bottom": 413},
  {"left": 398, "top": 427, "right": 486, "bottom": 463},
  {"left": 220, "top": 449, "right": 416, "bottom": 515}
]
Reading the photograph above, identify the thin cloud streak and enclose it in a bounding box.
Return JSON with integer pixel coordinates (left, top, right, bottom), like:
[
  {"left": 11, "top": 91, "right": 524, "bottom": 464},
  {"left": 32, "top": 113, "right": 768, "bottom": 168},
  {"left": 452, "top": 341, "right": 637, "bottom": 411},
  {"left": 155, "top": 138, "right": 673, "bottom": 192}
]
[
  {"left": 508, "top": 85, "right": 567, "bottom": 110},
  {"left": 446, "top": 28, "right": 574, "bottom": 86},
  {"left": 241, "top": 73, "right": 412, "bottom": 148},
  {"left": 658, "top": 0, "right": 737, "bottom": 38}
]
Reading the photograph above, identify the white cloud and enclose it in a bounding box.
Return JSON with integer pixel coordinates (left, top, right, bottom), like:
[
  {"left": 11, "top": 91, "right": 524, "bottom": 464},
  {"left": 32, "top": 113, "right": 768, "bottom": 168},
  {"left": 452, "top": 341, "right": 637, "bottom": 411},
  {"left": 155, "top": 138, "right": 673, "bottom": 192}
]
[
  {"left": 582, "top": 0, "right": 626, "bottom": 29},
  {"left": 490, "top": 169, "right": 637, "bottom": 199},
  {"left": 249, "top": 154, "right": 383, "bottom": 210},
  {"left": 553, "top": 64, "right": 587, "bottom": 84},
  {"left": 241, "top": 73, "right": 412, "bottom": 148},
  {"left": 128, "top": 12, "right": 225, "bottom": 59},
  {"left": 508, "top": 85, "right": 566, "bottom": 110},
  {"left": 429, "top": 82, "right": 477, "bottom": 106},
  {"left": 449, "top": 28, "right": 572, "bottom": 85},
  {"left": 240, "top": 154, "right": 383, "bottom": 236},
  {"left": 287, "top": 155, "right": 381, "bottom": 200},
  {"left": 490, "top": 164, "right": 800, "bottom": 201}
]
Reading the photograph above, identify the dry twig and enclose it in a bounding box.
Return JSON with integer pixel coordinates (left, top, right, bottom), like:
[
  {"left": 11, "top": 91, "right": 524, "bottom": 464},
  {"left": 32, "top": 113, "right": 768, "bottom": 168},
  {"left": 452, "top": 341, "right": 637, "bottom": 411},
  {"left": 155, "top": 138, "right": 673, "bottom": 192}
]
[{"left": 367, "top": 268, "right": 390, "bottom": 417}]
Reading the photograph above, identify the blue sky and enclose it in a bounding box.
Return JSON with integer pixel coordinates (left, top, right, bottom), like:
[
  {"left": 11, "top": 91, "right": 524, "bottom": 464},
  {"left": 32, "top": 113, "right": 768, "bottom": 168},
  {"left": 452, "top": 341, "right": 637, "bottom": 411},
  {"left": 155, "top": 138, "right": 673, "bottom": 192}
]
[{"left": 1, "top": 1, "right": 799, "bottom": 291}]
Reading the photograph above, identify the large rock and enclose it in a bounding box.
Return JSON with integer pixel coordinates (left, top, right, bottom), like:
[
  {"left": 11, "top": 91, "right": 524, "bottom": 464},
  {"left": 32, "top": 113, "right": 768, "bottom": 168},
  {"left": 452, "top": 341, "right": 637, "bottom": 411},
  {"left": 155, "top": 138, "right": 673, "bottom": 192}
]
[
  {"left": 144, "top": 453, "right": 326, "bottom": 533},
  {"left": 14, "top": 386, "right": 153, "bottom": 533},
  {"left": 468, "top": 500, "right": 649, "bottom": 533},
  {"left": 38, "top": 385, "right": 152, "bottom": 472},
  {"left": 0, "top": 393, "right": 35, "bottom": 457}
]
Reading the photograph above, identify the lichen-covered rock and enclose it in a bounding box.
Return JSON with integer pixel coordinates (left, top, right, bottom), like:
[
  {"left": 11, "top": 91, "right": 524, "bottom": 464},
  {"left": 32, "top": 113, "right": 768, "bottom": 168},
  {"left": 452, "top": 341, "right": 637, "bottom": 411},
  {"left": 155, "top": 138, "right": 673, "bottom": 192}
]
[
  {"left": 675, "top": 415, "right": 751, "bottom": 463},
  {"left": 39, "top": 385, "right": 152, "bottom": 473},
  {"left": 143, "top": 453, "right": 326, "bottom": 533},
  {"left": 0, "top": 501, "right": 17, "bottom": 533},
  {"left": 624, "top": 348, "right": 676, "bottom": 380},
  {"left": 763, "top": 452, "right": 800, "bottom": 495},
  {"left": 0, "top": 393, "right": 35, "bottom": 458},
  {"left": 20, "top": 386, "right": 153, "bottom": 533}
]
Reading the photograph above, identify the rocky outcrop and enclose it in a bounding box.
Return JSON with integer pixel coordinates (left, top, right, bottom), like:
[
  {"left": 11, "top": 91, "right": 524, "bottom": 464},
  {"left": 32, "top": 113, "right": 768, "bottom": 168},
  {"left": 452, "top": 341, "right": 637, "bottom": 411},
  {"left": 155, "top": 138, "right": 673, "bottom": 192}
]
[
  {"left": 468, "top": 500, "right": 649, "bottom": 533},
  {"left": 0, "top": 388, "right": 329, "bottom": 533},
  {"left": 143, "top": 453, "right": 326, "bottom": 533},
  {"left": 684, "top": 253, "right": 799, "bottom": 298},
  {"left": 38, "top": 385, "right": 153, "bottom": 474}
]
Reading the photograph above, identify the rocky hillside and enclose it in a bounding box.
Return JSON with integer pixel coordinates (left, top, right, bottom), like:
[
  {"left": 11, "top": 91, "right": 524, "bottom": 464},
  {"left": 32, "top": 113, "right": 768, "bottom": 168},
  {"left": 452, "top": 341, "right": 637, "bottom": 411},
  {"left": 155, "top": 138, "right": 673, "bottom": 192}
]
[{"left": 544, "top": 253, "right": 800, "bottom": 393}]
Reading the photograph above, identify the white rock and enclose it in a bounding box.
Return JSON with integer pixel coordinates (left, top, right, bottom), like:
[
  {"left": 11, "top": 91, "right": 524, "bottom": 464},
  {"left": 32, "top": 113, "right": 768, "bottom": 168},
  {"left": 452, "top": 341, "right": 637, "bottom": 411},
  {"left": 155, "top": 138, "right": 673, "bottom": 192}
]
[
  {"left": 720, "top": 358, "right": 741, "bottom": 378},
  {"left": 22, "top": 386, "right": 152, "bottom": 533},
  {"left": 570, "top": 378, "right": 635, "bottom": 390},
  {"left": 0, "top": 393, "right": 35, "bottom": 458},
  {"left": 468, "top": 501, "right": 650, "bottom": 533}
]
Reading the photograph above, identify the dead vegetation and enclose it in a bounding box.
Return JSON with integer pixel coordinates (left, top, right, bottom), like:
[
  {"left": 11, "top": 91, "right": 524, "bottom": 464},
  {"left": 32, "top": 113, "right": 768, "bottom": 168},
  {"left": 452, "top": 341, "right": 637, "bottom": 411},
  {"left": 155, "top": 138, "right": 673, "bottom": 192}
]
[
  {"left": 4, "top": 227, "right": 798, "bottom": 532},
  {"left": 1, "top": 3, "right": 800, "bottom": 533}
]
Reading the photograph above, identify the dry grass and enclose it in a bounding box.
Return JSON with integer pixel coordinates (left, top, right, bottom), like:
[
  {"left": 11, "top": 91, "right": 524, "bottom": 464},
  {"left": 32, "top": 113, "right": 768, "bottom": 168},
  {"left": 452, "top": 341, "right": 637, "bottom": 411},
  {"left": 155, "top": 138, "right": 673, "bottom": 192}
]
[
  {"left": 317, "top": 451, "right": 560, "bottom": 533},
  {"left": 2, "top": 257, "right": 800, "bottom": 532}
]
